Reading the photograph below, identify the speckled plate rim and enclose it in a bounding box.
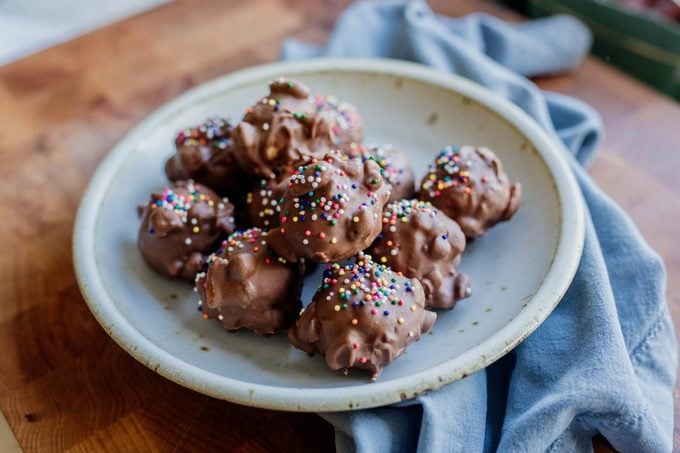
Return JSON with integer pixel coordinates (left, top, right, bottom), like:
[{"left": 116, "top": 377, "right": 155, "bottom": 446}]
[{"left": 73, "top": 58, "right": 585, "bottom": 412}]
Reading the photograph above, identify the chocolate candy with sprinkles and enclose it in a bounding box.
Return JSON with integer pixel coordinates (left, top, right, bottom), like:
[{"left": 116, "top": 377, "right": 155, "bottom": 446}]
[
  {"left": 314, "top": 94, "right": 363, "bottom": 148},
  {"left": 245, "top": 178, "right": 287, "bottom": 230},
  {"left": 165, "top": 117, "right": 247, "bottom": 199},
  {"left": 341, "top": 143, "right": 415, "bottom": 201},
  {"left": 367, "top": 199, "right": 471, "bottom": 310},
  {"left": 288, "top": 252, "right": 436, "bottom": 380},
  {"left": 232, "top": 78, "right": 364, "bottom": 179},
  {"left": 194, "top": 228, "right": 304, "bottom": 335},
  {"left": 138, "top": 180, "right": 235, "bottom": 281},
  {"left": 419, "top": 146, "right": 521, "bottom": 238},
  {"left": 269, "top": 150, "right": 391, "bottom": 263}
]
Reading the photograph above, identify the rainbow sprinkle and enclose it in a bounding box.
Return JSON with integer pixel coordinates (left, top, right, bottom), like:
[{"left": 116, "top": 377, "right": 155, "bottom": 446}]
[
  {"left": 420, "top": 146, "right": 470, "bottom": 197},
  {"left": 314, "top": 94, "right": 361, "bottom": 139},
  {"left": 278, "top": 154, "right": 382, "bottom": 244},
  {"left": 246, "top": 180, "right": 284, "bottom": 229},
  {"left": 342, "top": 143, "right": 407, "bottom": 189},
  {"left": 150, "top": 181, "right": 211, "bottom": 224},
  {"left": 316, "top": 253, "right": 418, "bottom": 323},
  {"left": 175, "top": 117, "right": 231, "bottom": 151},
  {"left": 194, "top": 228, "right": 286, "bottom": 314},
  {"left": 372, "top": 199, "right": 442, "bottom": 263}
]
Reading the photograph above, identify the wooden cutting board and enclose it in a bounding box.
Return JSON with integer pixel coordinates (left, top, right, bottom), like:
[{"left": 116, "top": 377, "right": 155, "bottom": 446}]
[{"left": 0, "top": 0, "right": 678, "bottom": 451}]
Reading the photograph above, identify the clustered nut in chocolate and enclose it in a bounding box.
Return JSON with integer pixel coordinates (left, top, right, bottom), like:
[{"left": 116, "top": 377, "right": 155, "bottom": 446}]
[
  {"left": 136, "top": 77, "right": 524, "bottom": 381},
  {"left": 341, "top": 143, "right": 415, "bottom": 201},
  {"left": 138, "top": 180, "right": 235, "bottom": 281},
  {"left": 194, "top": 228, "right": 303, "bottom": 335},
  {"left": 270, "top": 151, "right": 391, "bottom": 263},
  {"left": 367, "top": 199, "right": 471, "bottom": 310},
  {"left": 245, "top": 178, "right": 287, "bottom": 230},
  {"left": 419, "top": 145, "right": 521, "bottom": 238},
  {"left": 232, "top": 78, "right": 364, "bottom": 180},
  {"left": 165, "top": 117, "right": 245, "bottom": 199},
  {"left": 288, "top": 253, "right": 436, "bottom": 380}
]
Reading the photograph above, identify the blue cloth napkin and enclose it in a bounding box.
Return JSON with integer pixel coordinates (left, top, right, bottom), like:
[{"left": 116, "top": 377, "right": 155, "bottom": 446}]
[{"left": 282, "top": 1, "right": 678, "bottom": 452}]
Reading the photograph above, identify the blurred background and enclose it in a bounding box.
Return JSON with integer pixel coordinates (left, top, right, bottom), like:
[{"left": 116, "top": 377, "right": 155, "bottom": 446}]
[
  {"left": 506, "top": 0, "right": 679, "bottom": 99},
  {"left": 0, "top": 0, "right": 168, "bottom": 65},
  {"left": 2, "top": 0, "right": 676, "bottom": 97}
]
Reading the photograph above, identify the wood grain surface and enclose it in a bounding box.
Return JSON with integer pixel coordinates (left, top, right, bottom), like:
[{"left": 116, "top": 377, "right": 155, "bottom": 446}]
[{"left": 0, "top": 0, "right": 677, "bottom": 451}]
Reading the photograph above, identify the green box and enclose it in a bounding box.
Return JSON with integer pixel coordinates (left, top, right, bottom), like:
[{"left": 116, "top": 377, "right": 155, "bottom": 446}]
[{"left": 528, "top": 0, "right": 680, "bottom": 99}]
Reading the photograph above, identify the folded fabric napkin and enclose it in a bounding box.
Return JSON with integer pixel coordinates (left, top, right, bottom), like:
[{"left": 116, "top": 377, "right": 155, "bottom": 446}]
[{"left": 282, "top": 1, "right": 678, "bottom": 452}]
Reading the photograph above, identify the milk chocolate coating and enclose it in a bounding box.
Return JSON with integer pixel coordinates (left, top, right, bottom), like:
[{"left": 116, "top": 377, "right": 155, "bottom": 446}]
[
  {"left": 232, "top": 78, "right": 363, "bottom": 179},
  {"left": 367, "top": 199, "right": 471, "bottom": 310},
  {"left": 270, "top": 151, "right": 391, "bottom": 263},
  {"left": 342, "top": 143, "right": 415, "bottom": 201},
  {"left": 165, "top": 117, "right": 247, "bottom": 199},
  {"left": 288, "top": 253, "right": 436, "bottom": 380},
  {"left": 245, "top": 178, "right": 287, "bottom": 230},
  {"left": 138, "top": 181, "right": 235, "bottom": 281},
  {"left": 194, "top": 228, "right": 304, "bottom": 335},
  {"left": 314, "top": 93, "right": 363, "bottom": 148},
  {"left": 419, "top": 146, "right": 521, "bottom": 238}
]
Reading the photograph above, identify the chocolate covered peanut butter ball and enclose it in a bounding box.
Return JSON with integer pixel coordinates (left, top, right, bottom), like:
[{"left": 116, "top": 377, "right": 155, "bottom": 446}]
[
  {"left": 270, "top": 151, "right": 391, "bottom": 263},
  {"left": 288, "top": 253, "right": 436, "bottom": 380},
  {"left": 419, "top": 146, "right": 521, "bottom": 238},
  {"left": 165, "top": 117, "right": 246, "bottom": 198},
  {"left": 342, "top": 143, "right": 415, "bottom": 201},
  {"left": 194, "top": 228, "right": 303, "bottom": 335},
  {"left": 232, "top": 78, "right": 363, "bottom": 179},
  {"left": 367, "top": 199, "right": 471, "bottom": 310},
  {"left": 138, "top": 181, "right": 235, "bottom": 280}
]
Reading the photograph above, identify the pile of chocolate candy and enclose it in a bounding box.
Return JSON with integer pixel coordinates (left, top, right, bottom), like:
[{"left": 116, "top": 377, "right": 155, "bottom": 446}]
[{"left": 137, "top": 78, "right": 521, "bottom": 380}]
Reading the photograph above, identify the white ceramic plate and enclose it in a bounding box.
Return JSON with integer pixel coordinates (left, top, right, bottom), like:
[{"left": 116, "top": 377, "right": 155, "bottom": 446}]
[{"left": 73, "top": 59, "right": 584, "bottom": 412}]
